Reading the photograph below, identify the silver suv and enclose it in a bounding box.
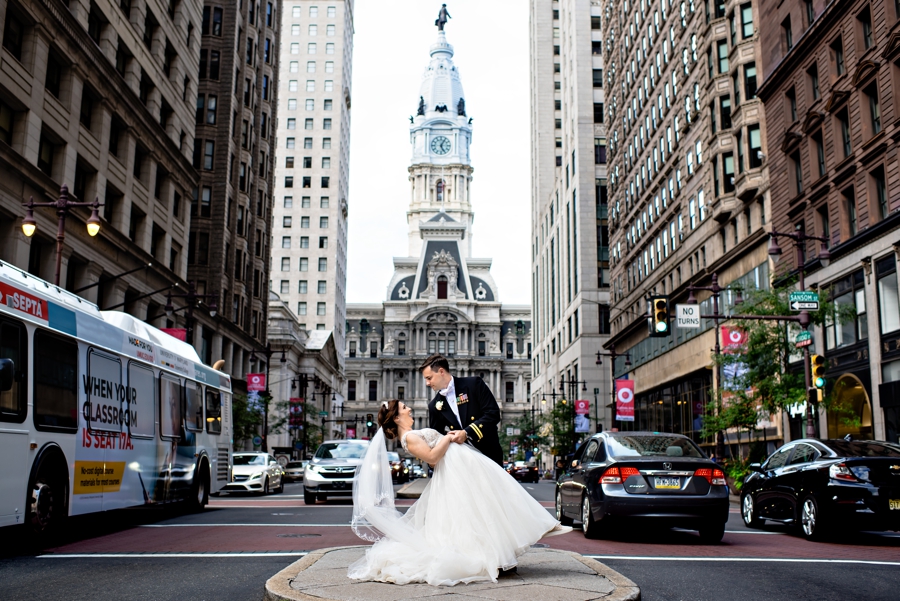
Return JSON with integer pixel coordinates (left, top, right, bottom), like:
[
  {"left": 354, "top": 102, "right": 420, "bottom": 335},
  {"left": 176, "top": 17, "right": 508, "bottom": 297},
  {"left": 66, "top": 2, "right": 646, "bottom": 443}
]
[{"left": 303, "top": 439, "right": 369, "bottom": 504}]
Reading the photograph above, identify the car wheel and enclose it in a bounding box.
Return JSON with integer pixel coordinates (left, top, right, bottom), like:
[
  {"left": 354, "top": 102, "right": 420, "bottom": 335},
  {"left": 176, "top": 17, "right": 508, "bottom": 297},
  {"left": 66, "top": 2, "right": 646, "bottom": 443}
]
[
  {"left": 556, "top": 490, "right": 574, "bottom": 526},
  {"left": 800, "top": 495, "right": 828, "bottom": 541},
  {"left": 581, "top": 495, "right": 603, "bottom": 539},
  {"left": 262, "top": 476, "right": 270, "bottom": 495},
  {"left": 741, "top": 492, "right": 763, "bottom": 529},
  {"left": 698, "top": 521, "right": 725, "bottom": 543},
  {"left": 303, "top": 488, "right": 317, "bottom": 504},
  {"left": 274, "top": 475, "right": 284, "bottom": 494}
]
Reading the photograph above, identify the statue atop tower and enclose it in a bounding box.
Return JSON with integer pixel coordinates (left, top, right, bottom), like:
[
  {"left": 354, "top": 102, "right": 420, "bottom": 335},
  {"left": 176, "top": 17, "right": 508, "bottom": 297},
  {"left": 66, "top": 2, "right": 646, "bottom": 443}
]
[{"left": 435, "top": 4, "right": 451, "bottom": 31}]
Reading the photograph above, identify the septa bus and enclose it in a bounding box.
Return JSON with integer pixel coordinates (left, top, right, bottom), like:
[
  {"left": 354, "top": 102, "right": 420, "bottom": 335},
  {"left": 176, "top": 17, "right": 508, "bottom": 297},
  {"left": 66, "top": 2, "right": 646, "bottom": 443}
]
[{"left": 0, "top": 260, "right": 233, "bottom": 534}]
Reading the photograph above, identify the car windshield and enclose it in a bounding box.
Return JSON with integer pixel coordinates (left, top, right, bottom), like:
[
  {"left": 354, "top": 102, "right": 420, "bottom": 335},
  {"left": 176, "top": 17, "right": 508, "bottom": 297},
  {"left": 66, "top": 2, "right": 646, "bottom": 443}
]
[
  {"left": 387, "top": 452, "right": 401, "bottom": 462},
  {"left": 514, "top": 461, "right": 528, "bottom": 467},
  {"left": 233, "top": 454, "right": 266, "bottom": 466},
  {"left": 607, "top": 435, "right": 705, "bottom": 458},
  {"left": 315, "top": 442, "right": 368, "bottom": 459},
  {"left": 286, "top": 462, "right": 305, "bottom": 468},
  {"left": 824, "top": 440, "right": 900, "bottom": 457}
]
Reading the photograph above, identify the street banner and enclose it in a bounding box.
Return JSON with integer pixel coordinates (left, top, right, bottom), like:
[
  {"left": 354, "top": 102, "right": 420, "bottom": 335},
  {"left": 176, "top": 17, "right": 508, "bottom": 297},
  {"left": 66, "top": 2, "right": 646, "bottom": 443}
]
[
  {"left": 721, "top": 326, "right": 748, "bottom": 353},
  {"left": 289, "top": 398, "right": 303, "bottom": 428},
  {"left": 575, "top": 399, "right": 590, "bottom": 415},
  {"left": 160, "top": 328, "right": 186, "bottom": 341},
  {"left": 247, "top": 373, "right": 266, "bottom": 391},
  {"left": 615, "top": 379, "right": 635, "bottom": 421},
  {"left": 575, "top": 414, "right": 591, "bottom": 432},
  {"left": 346, "top": 427, "right": 356, "bottom": 439},
  {"left": 247, "top": 390, "right": 262, "bottom": 411}
]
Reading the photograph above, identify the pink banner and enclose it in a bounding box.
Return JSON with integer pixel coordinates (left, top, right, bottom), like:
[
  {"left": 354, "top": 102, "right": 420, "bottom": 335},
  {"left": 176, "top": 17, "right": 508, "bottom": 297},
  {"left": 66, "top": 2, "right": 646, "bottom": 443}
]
[
  {"left": 615, "top": 380, "right": 635, "bottom": 422},
  {"left": 721, "top": 326, "right": 748, "bottom": 353},
  {"left": 160, "top": 328, "right": 186, "bottom": 341},
  {"left": 247, "top": 373, "right": 266, "bottom": 392},
  {"left": 575, "top": 399, "right": 590, "bottom": 415}
]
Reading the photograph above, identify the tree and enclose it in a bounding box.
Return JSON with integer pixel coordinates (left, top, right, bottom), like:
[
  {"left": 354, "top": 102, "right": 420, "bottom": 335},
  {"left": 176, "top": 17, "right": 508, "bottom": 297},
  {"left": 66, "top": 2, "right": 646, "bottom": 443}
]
[
  {"left": 702, "top": 283, "right": 855, "bottom": 477},
  {"left": 232, "top": 392, "right": 264, "bottom": 451},
  {"left": 498, "top": 412, "right": 550, "bottom": 462},
  {"left": 548, "top": 400, "right": 580, "bottom": 458}
]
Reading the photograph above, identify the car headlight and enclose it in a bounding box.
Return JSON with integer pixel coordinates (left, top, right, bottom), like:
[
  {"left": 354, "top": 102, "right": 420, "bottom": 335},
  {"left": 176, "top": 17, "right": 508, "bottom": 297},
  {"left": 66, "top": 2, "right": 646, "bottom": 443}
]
[
  {"left": 249, "top": 472, "right": 263, "bottom": 479},
  {"left": 307, "top": 464, "right": 323, "bottom": 473}
]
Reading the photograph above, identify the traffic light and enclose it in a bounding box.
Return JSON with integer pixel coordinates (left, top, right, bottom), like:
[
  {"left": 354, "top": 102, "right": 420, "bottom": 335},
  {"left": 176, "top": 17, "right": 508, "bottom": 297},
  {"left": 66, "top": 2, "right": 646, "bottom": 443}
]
[
  {"left": 366, "top": 413, "right": 374, "bottom": 428},
  {"left": 811, "top": 355, "right": 826, "bottom": 389},
  {"left": 649, "top": 295, "right": 671, "bottom": 337}
]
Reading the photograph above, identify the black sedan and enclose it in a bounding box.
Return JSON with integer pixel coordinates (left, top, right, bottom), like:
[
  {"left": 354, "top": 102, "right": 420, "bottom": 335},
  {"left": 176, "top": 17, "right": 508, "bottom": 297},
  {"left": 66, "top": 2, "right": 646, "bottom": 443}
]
[
  {"left": 508, "top": 461, "right": 540, "bottom": 483},
  {"left": 740, "top": 438, "right": 900, "bottom": 540},
  {"left": 556, "top": 432, "right": 729, "bottom": 542}
]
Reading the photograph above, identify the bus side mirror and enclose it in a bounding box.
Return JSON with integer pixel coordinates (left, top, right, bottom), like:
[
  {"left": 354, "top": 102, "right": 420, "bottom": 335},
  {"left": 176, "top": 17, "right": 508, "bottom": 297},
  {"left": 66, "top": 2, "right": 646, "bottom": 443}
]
[{"left": 0, "top": 359, "right": 13, "bottom": 392}]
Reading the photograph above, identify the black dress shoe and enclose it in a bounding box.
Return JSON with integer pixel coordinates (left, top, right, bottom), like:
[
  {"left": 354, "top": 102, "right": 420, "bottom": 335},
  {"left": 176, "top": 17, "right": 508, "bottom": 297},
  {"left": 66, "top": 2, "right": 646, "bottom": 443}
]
[{"left": 498, "top": 566, "right": 518, "bottom": 577}]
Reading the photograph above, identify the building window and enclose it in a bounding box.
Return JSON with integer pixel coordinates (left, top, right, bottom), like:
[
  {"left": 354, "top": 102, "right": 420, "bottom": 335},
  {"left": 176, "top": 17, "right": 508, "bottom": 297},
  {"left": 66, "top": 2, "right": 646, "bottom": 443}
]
[
  {"left": 791, "top": 151, "right": 803, "bottom": 195},
  {"left": 748, "top": 124, "right": 762, "bottom": 169},
  {"left": 744, "top": 62, "right": 757, "bottom": 99},
  {"left": 317, "top": 302, "right": 326, "bottom": 316},
  {"left": 720, "top": 96, "right": 731, "bottom": 128},
  {"left": 723, "top": 152, "right": 735, "bottom": 193},
  {"left": 370, "top": 341, "right": 378, "bottom": 358},
  {"left": 871, "top": 166, "right": 888, "bottom": 220},
  {"left": 812, "top": 130, "right": 825, "bottom": 177},
  {"left": 717, "top": 40, "right": 728, "bottom": 73},
  {"left": 877, "top": 256, "right": 900, "bottom": 334},
  {"left": 368, "top": 381, "right": 377, "bottom": 401},
  {"left": 826, "top": 270, "right": 867, "bottom": 349},
  {"left": 786, "top": 87, "right": 797, "bottom": 122},
  {"left": 740, "top": 3, "right": 753, "bottom": 38},
  {"left": 349, "top": 342, "right": 356, "bottom": 358},
  {"left": 837, "top": 109, "right": 852, "bottom": 157},
  {"left": 319, "top": 216, "right": 329, "bottom": 228},
  {"left": 281, "top": 257, "right": 290, "bottom": 271},
  {"left": 299, "top": 236, "right": 309, "bottom": 249},
  {"left": 506, "top": 343, "right": 513, "bottom": 359},
  {"left": 505, "top": 381, "right": 514, "bottom": 402},
  {"left": 808, "top": 64, "right": 820, "bottom": 100},
  {"left": 843, "top": 186, "right": 858, "bottom": 236},
  {"left": 783, "top": 16, "right": 793, "bottom": 51},
  {"left": 860, "top": 7, "right": 873, "bottom": 50},
  {"left": 478, "top": 341, "right": 486, "bottom": 356},
  {"left": 347, "top": 380, "right": 356, "bottom": 400},
  {"left": 299, "top": 280, "right": 308, "bottom": 293},
  {"left": 865, "top": 82, "right": 881, "bottom": 135},
  {"left": 299, "top": 258, "right": 309, "bottom": 272},
  {"left": 298, "top": 302, "right": 307, "bottom": 315},
  {"left": 832, "top": 37, "right": 845, "bottom": 77},
  {"left": 318, "top": 258, "right": 327, "bottom": 271}
]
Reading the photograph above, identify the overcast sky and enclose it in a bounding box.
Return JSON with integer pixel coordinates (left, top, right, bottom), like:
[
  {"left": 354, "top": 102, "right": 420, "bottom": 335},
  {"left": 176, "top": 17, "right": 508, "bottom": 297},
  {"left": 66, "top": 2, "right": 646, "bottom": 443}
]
[{"left": 345, "top": 1, "right": 531, "bottom": 304}]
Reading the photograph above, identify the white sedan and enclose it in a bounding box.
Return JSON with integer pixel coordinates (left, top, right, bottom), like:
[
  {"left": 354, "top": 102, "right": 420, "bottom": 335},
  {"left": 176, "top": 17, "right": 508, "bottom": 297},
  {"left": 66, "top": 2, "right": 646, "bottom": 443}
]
[{"left": 223, "top": 452, "right": 284, "bottom": 494}]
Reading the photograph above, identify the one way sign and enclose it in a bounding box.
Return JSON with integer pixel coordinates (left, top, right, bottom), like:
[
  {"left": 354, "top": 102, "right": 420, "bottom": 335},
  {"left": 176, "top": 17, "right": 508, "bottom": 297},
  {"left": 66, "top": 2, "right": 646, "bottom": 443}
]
[{"left": 789, "top": 291, "right": 819, "bottom": 312}]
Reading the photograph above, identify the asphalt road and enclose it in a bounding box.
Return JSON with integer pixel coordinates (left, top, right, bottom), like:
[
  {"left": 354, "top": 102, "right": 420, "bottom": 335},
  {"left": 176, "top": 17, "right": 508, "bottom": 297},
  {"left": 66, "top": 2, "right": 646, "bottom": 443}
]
[{"left": 1, "top": 480, "right": 898, "bottom": 601}]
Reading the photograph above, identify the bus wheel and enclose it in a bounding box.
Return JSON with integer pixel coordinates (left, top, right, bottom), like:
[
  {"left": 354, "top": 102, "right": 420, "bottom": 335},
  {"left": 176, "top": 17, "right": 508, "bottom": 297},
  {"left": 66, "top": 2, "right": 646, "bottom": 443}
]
[
  {"left": 189, "top": 462, "right": 210, "bottom": 512},
  {"left": 28, "top": 456, "right": 67, "bottom": 535}
]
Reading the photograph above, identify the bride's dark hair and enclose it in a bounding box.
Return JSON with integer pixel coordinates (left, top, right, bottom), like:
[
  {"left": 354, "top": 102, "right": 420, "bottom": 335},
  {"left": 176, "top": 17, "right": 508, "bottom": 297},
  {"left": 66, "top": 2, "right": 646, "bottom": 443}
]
[{"left": 377, "top": 400, "right": 401, "bottom": 440}]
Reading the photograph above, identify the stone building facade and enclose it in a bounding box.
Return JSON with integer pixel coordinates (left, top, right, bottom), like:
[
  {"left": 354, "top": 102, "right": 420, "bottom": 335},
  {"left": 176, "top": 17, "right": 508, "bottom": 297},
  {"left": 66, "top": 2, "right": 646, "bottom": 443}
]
[
  {"left": 601, "top": 0, "right": 775, "bottom": 447},
  {"left": 757, "top": 0, "right": 900, "bottom": 443},
  {"left": 528, "top": 0, "right": 611, "bottom": 436},
  {"left": 271, "top": 0, "right": 353, "bottom": 362},
  {"left": 342, "top": 25, "right": 533, "bottom": 445}
]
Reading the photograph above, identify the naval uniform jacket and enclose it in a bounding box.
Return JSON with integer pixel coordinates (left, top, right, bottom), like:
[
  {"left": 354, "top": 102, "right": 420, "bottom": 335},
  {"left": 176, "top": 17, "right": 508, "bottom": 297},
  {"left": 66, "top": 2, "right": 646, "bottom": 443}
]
[{"left": 428, "top": 376, "right": 503, "bottom": 466}]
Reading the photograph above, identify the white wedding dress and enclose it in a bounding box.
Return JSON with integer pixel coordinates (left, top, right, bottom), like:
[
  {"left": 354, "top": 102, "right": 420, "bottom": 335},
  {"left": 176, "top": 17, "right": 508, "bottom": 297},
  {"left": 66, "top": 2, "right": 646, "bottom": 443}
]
[{"left": 348, "top": 428, "right": 569, "bottom": 586}]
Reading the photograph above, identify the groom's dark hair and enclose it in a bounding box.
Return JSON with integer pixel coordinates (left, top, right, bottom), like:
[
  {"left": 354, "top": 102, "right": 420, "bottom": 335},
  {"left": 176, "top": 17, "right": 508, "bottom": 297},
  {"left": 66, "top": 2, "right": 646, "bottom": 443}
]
[{"left": 419, "top": 354, "right": 450, "bottom": 374}]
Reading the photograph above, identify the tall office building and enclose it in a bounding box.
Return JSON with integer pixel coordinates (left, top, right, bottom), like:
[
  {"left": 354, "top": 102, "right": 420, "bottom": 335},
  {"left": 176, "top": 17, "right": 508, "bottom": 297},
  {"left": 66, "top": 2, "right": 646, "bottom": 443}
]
[
  {"left": 529, "top": 0, "right": 611, "bottom": 436},
  {"left": 757, "top": 0, "right": 900, "bottom": 443},
  {"left": 1, "top": 0, "right": 208, "bottom": 347},
  {"left": 271, "top": 0, "right": 353, "bottom": 363},
  {"left": 186, "top": 0, "right": 280, "bottom": 375},
  {"left": 602, "top": 1, "right": 773, "bottom": 447}
]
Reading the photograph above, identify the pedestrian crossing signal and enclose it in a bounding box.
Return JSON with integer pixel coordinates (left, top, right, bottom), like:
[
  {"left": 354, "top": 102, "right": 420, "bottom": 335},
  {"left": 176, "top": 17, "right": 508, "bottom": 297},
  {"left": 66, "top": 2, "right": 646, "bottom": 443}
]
[
  {"left": 366, "top": 413, "right": 374, "bottom": 427},
  {"left": 649, "top": 295, "right": 671, "bottom": 337},
  {"left": 811, "top": 355, "right": 826, "bottom": 389}
]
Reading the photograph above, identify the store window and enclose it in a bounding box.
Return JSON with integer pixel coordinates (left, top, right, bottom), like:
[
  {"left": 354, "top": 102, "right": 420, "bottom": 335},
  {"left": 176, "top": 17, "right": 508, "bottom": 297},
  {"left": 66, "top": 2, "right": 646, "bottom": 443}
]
[{"left": 826, "top": 270, "right": 867, "bottom": 349}]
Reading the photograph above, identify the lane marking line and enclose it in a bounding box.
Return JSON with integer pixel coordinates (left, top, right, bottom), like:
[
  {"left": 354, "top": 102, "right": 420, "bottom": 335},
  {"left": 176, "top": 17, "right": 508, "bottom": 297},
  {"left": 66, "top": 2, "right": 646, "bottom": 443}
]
[
  {"left": 585, "top": 555, "right": 900, "bottom": 566},
  {"left": 140, "top": 524, "right": 350, "bottom": 528},
  {"left": 38, "top": 552, "right": 311, "bottom": 558}
]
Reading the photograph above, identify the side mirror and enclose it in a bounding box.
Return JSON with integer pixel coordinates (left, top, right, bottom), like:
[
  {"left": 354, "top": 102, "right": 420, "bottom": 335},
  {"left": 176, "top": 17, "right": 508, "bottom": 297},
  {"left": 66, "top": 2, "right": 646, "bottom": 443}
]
[
  {"left": 0, "top": 359, "right": 13, "bottom": 392},
  {"left": 749, "top": 463, "right": 763, "bottom": 473},
  {"left": 571, "top": 459, "right": 580, "bottom": 468},
  {"left": 555, "top": 460, "right": 564, "bottom": 469}
]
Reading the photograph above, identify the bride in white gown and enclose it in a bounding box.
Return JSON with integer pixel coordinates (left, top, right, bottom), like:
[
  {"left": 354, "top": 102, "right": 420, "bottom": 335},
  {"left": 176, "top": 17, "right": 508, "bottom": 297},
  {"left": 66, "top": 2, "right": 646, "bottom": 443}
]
[{"left": 348, "top": 400, "right": 570, "bottom": 586}]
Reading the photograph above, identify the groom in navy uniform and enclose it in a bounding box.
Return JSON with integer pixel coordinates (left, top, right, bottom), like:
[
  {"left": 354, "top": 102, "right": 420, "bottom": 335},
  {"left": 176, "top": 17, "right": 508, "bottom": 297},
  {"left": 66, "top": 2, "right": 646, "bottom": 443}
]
[{"left": 421, "top": 354, "right": 503, "bottom": 466}]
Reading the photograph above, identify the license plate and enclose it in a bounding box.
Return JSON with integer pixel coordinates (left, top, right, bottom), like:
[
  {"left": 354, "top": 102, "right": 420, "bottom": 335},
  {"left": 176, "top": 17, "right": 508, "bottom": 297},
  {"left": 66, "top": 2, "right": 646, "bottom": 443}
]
[
  {"left": 890, "top": 499, "right": 900, "bottom": 510},
  {"left": 655, "top": 477, "right": 681, "bottom": 489}
]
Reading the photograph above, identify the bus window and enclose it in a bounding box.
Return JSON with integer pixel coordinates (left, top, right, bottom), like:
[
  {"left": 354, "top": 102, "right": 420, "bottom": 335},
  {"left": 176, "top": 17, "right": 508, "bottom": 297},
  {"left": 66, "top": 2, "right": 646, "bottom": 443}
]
[
  {"left": 0, "top": 318, "right": 27, "bottom": 423},
  {"left": 127, "top": 362, "right": 156, "bottom": 438},
  {"left": 205, "top": 388, "right": 222, "bottom": 434},
  {"left": 184, "top": 382, "right": 203, "bottom": 431},
  {"left": 86, "top": 349, "right": 122, "bottom": 432},
  {"left": 160, "top": 374, "right": 183, "bottom": 439},
  {"left": 33, "top": 330, "right": 78, "bottom": 432}
]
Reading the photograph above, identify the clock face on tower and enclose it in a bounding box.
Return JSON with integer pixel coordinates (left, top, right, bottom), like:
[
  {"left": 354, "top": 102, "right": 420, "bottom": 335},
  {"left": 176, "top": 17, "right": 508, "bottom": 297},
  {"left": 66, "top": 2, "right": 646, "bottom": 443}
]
[{"left": 430, "top": 136, "right": 451, "bottom": 155}]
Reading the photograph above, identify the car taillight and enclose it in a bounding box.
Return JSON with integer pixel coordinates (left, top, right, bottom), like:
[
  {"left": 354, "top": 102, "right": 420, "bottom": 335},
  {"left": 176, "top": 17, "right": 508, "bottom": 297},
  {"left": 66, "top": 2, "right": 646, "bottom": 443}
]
[
  {"left": 829, "top": 462, "right": 858, "bottom": 482},
  {"left": 601, "top": 466, "right": 640, "bottom": 484},
  {"left": 694, "top": 468, "right": 727, "bottom": 486}
]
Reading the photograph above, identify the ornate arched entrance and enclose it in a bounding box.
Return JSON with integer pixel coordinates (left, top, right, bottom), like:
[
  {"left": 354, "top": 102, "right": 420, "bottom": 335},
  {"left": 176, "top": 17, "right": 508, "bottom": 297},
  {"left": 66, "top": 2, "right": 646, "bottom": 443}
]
[{"left": 827, "top": 374, "right": 873, "bottom": 439}]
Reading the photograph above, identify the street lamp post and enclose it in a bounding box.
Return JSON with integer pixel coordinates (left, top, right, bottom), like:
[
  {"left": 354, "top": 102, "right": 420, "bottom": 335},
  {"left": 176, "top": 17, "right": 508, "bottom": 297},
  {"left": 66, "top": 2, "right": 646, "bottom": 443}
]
[
  {"left": 596, "top": 345, "right": 632, "bottom": 427},
  {"left": 768, "top": 226, "right": 831, "bottom": 438},
  {"left": 164, "top": 282, "right": 219, "bottom": 345},
  {"left": 249, "top": 344, "right": 277, "bottom": 453},
  {"left": 22, "top": 184, "right": 103, "bottom": 287},
  {"left": 291, "top": 374, "right": 310, "bottom": 459}
]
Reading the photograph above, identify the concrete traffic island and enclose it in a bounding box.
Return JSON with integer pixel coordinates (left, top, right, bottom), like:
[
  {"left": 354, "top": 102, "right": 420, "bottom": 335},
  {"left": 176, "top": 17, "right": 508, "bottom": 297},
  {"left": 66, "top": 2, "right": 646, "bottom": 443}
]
[{"left": 265, "top": 545, "right": 640, "bottom": 601}]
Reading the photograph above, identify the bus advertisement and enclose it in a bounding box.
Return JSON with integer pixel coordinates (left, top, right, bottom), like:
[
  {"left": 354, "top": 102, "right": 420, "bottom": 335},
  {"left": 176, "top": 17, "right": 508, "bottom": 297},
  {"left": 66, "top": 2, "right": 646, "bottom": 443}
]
[{"left": 0, "top": 260, "right": 233, "bottom": 535}]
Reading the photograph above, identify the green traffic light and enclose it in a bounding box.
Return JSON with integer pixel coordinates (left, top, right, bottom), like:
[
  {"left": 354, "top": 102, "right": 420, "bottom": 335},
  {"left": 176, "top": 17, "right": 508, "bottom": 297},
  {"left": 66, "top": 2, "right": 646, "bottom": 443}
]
[
  {"left": 655, "top": 321, "right": 668, "bottom": 333},
  {"left": 814, "top": 377, "right": 826, "bottom": 389}
]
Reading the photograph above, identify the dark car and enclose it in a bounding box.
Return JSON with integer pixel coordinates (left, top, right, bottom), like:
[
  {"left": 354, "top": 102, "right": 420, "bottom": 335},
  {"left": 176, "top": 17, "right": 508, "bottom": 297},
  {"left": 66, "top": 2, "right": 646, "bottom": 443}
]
[
  {"left": 388, "top": 452, "right": 410, "bottom": 484},
  {"left": 508, "top": 461, "right": 540, "bottom": 483},
  {"left": 740, "top": 438, "right": 900, "bottom": 540},
  {"left": 556, "top": 432, "right": 729, "bottom": 542}
]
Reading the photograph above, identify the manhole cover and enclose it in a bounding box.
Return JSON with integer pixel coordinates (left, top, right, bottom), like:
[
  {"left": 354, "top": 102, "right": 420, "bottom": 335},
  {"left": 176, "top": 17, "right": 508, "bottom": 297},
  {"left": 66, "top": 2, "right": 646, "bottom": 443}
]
[
  {"left": 531, "top": 543, "right": 549, "bottom": 548},
  {"left": 277, "top": 533, "right": 322, "bottom": 538}
]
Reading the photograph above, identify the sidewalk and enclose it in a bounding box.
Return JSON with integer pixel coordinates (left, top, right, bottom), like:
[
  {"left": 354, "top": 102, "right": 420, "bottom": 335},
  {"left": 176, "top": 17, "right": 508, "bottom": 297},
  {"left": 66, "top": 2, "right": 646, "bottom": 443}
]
[
  {"left": 396, "top": 478, "right": 429, "bottom": 498},
  {"left": 265, "top": 546, "right": 640, "bottom": 601}
]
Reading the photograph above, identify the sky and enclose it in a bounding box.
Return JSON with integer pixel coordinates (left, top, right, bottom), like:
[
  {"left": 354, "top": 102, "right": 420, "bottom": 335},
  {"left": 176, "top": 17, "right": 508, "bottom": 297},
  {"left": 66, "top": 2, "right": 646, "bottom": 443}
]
[{"left": 345, "top": 0, "right": 531, "bottom": 304}]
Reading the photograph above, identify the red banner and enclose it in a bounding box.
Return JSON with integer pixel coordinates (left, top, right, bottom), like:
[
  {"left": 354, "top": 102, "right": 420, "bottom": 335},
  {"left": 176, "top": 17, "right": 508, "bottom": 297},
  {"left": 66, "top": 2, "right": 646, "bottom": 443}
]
[
  {"left": 721, "top": 326, "right": 748, "bottom": 353},
  {"left": 615, "top": 380, "right": 635, "bottom": 422},
  {"left": 574, "top": 399, "right": 590, "bottom": 415},
  {"left": 346, "top": 427, "right": 356, "bottom": 439},
  {"left": 247, "top": 373, "right": 266, "bottom": 392},
  {"left": 289, "top": 398, "right": 303, "bottom": 427},
  {"left": 160, "top": 328, "right": 187, "bottom": 341}
]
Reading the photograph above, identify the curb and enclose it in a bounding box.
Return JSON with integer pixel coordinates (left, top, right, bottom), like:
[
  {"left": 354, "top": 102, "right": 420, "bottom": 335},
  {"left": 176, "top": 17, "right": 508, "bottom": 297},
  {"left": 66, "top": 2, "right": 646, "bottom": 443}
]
[
  {"left": 264, "top": 545, "right": 641, "bottom": 601},
  {"left": 395, "top": 479, "right": 427, "bottom": 498}
]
